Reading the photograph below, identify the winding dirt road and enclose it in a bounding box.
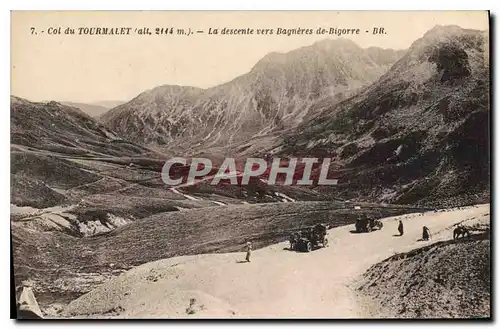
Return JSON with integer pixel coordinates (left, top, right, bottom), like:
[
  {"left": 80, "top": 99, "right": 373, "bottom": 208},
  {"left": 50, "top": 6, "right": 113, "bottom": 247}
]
[{"left": 62, "top": 204, "right": 490, "bottom": 319}]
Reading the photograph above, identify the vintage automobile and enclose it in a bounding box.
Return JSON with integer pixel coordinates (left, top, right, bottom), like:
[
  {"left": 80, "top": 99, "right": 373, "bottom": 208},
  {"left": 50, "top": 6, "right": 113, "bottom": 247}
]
[
  {"left": 355, "top": 217, "right": 383, "bottom": 233},
  {"left": 289, "top": 223, "right": 329, "bottom": 252}
]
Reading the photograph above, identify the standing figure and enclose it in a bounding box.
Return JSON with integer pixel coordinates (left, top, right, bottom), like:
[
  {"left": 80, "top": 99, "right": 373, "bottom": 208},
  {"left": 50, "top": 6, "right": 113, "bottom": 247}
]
[
  {"left": 398, "top": 220, "right": 404, "bottom": 236},
  {"left": 245, "top": 242, "right": 252, "bottom": 262},
  {"left": 422, "top": 226, "right": 431, "bottom": 241}
]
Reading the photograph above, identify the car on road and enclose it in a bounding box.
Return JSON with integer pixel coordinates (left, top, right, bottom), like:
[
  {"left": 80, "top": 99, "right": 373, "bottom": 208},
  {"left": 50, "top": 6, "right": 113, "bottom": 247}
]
[
  {"left": 355, "top": 217, "right": 383, "bottom": 233},
  {"left": 289, "top": 223, "right": 329, "bottom": 252}
]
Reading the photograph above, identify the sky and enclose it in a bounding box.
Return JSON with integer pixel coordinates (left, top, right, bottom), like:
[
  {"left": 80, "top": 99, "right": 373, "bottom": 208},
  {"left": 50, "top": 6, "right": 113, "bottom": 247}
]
[{"left": 11, "top": 11, "right": 489, "bottom": 103}]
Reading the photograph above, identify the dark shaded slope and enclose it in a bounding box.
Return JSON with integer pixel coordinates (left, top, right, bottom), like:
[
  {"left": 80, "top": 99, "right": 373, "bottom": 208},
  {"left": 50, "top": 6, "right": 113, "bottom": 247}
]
[{"left": 358, "top": 233, "right": 490, "bottom": 318}]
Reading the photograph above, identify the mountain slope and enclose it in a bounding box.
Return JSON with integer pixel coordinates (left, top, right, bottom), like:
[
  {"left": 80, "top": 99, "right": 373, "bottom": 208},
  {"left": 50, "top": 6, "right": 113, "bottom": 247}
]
[
  {"left": 102, "top": 40, "right": 404, "bottom": 153},
  {"left": 280, "top": 25, "right": 490, "bottom": 207}
]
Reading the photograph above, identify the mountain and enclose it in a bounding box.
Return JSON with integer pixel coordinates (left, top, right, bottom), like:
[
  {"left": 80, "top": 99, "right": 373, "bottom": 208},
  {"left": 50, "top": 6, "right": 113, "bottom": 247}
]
[
  {"left": 60, "top": 101, "right": 124, "bottom": 117},
  {"left": 279, "top": 25, "right": 490, "bottom": 207},
  {"left": 101, "top": 39, "right": 405, "bottom": 154}
]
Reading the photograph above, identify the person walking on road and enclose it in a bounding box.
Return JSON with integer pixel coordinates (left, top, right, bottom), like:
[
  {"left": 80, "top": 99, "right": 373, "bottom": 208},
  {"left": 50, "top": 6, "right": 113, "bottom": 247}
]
[
  {"left": 397, "top": 220, "right": 404, "bottom": 236},
  {"left": 245, "top": 242, "right": 252, "bottom": 262},
  {"left": 422, "top": 226, "right": 431, "bottom": 241}
]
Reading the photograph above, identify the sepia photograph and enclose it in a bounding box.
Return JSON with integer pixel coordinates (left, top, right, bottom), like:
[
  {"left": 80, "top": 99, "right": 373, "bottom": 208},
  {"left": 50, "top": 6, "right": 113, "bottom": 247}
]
[{"left": 10, "top": 10, "right": 491, "bottom": 319}]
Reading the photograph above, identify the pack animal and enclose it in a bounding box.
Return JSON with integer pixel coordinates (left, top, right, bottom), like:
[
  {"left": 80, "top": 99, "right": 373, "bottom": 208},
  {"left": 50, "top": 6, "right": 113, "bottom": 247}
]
[{"left": 453, "top": 225, "right": 470, "bottom": 240}]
